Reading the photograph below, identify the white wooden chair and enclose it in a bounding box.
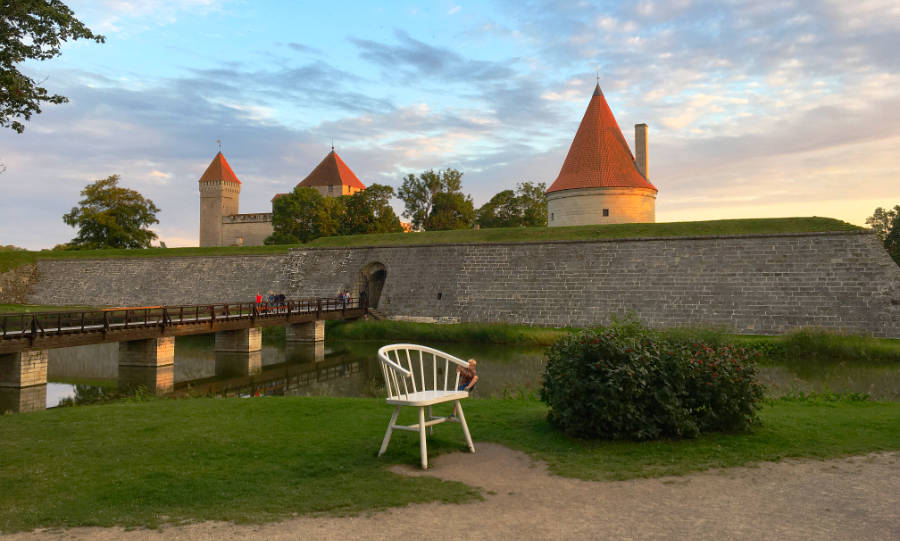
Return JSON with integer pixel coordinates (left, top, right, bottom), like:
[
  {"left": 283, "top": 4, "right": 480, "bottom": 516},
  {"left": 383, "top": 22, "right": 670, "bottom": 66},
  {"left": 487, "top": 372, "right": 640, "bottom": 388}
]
[{"left": 377, "top": 343, "right": 475, "bottom": 469}]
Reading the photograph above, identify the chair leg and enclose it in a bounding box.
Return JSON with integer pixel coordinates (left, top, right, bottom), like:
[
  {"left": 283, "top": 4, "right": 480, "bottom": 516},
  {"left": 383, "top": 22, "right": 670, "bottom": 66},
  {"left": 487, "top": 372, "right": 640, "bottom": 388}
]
[
  {"left": 378, "top": 406, "right": 401, "bottom": 457},
  {"left": 427, "top": 405, "right": 434, "bottom": 435},
  {"left": 455, "top": 400, "right": 475, "bottom": 453},
  {"left": 418, "top": 406, "right": 428, "bottom": 469}
]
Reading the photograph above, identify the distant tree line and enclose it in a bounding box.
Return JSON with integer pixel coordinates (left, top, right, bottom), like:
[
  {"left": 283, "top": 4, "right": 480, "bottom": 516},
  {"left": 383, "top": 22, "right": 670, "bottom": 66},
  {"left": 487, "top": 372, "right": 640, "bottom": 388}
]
[
  {"left": 266, "top": 168, "right": 548, "bottom": 245},
  {"left": 266, "top": 183, "right": 404, "bottom": 244},
  {"left": 866, "top": 205, "right": 900, "bottom": 265}
]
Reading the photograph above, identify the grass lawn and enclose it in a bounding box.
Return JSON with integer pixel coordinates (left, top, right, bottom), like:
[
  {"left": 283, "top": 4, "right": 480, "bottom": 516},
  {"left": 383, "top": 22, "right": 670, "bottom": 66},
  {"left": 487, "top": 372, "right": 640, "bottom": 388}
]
[
  {"left": 1, "top": 395, "right": 897, "bottom": 533},
  {"left": 0, "top": 217, "right": 861, "bottom": 273}
]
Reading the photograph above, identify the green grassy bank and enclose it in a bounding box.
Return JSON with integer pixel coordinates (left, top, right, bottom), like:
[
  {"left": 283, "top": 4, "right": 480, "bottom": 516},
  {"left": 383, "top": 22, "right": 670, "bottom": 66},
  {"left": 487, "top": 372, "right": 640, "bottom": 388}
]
[
  {"left": 326, "top": 319, "right": 574, "bottom": 346},
  {"left": 0, "top": 395, "right": 897, "bottom": 533},
  {"left": 325, "top": 320, "right": 900, "bottom": 362},
  {"left": 0, "top": 217, "right": 860, "bottom": 273}
]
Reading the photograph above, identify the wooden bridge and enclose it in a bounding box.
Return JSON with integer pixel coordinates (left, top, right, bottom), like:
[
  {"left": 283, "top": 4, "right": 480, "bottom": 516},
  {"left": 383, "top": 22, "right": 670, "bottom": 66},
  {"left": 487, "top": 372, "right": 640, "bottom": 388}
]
[
  {"left": 0, "top": 298, "right": 367, "bottom": 413},
  {"left": 0, "top": 298, "right": 365, "bottom": 354}
]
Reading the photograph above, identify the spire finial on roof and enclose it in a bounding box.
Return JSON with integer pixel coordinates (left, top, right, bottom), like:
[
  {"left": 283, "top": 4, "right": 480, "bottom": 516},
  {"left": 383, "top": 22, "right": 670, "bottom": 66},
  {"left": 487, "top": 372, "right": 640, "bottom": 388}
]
[
  {"left": 331, "top": 137, "right": 334, "bottom": 152},
  {"left": 217, "top": 139, "right": 222, "bottom": 153}
]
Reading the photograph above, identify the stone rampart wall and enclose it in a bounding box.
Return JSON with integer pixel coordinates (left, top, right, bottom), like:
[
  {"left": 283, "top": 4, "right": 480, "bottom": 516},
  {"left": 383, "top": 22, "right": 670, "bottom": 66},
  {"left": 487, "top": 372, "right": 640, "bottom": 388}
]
[
  {"left": 28, "top": 254, "right": 288, "bottom": 306},
  {"left": 20, "top": 231, "right": 900, "bottom": 337}
]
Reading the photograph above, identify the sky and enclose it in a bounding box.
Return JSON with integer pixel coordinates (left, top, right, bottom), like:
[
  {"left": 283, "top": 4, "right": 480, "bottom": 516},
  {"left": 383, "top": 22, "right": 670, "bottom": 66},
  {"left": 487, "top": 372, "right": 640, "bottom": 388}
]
[{"left": 1, "top": 0, "right": 899, "bottom": 250}]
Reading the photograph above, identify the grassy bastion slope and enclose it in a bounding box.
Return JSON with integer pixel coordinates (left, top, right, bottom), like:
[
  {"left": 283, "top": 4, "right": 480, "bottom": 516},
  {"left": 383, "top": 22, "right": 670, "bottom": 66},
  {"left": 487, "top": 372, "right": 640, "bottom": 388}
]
[{"left": 0, "top": 217, "right": 863, "bottom": 275}]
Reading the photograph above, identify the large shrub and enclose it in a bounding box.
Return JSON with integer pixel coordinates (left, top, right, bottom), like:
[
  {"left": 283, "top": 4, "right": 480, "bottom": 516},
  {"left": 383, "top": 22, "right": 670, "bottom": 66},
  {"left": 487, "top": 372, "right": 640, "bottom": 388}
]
[{"left": 540, "top": 325, "right": 764, "bottom": 440}]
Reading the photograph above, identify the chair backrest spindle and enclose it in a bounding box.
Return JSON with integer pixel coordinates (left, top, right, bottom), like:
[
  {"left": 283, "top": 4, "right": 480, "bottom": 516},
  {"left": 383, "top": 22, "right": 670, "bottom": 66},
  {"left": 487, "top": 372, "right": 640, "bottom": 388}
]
[{"left": 378, "top": 344, "right": 469, "bottom": 399}]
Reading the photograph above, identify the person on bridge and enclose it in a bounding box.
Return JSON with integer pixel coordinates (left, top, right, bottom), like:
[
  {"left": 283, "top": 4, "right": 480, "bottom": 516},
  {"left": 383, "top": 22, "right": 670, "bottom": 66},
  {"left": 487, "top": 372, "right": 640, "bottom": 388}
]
[{"left": 255, "top": 292, "right": 262, "bottom": 305}]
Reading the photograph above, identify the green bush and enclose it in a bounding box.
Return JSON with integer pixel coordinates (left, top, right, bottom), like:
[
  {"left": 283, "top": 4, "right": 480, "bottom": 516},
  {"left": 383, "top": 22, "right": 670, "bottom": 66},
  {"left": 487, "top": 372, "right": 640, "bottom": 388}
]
[{"left": 540, "top": 324, "right": 764, "bottom": 440}]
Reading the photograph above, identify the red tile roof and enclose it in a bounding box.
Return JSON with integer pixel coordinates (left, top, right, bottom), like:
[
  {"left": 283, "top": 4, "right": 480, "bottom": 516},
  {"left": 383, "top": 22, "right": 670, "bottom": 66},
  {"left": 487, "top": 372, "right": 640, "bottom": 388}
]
[
  {"left": 296, "top": 150, "right": 366, "bottom": 191},
  {"left": 546, "top": 84, "right": 656, "bottom": 193},
  {"left": 199, "top": 152, "right": 241, "bottom": 184}
]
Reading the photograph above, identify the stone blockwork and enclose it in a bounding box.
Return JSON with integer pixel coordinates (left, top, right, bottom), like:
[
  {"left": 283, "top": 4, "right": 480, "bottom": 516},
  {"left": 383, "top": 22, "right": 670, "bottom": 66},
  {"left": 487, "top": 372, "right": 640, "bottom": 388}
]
[
  {"left": 281, "top": 231, "right": 900, "bottom": 338},
  {"left": 21, "top": 231, "right": 900, "bottom": 338},
  {"left": 215, "top": 328, "right": 262, "bottom": 352},
  {"left": 285, "top": 320, "right": 324, "bottom": 342},
  {"left": 0, "top": 263, "right": 38, "bottom": 304},
  {"left": 118, "top": 337, "right": 175, "bottom": 367},
  {"left": 29, "top": 254, "right": 288, "bottom": 306},
  {"left": 0, "top": 349, "right": 48, "bottom": 387}
]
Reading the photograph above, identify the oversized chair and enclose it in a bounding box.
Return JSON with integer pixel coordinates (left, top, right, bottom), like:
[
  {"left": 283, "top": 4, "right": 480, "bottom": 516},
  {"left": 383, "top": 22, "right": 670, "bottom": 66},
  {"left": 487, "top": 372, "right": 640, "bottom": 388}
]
[{"left": 377, "top": 343, "right": 475, "bottom": 469}]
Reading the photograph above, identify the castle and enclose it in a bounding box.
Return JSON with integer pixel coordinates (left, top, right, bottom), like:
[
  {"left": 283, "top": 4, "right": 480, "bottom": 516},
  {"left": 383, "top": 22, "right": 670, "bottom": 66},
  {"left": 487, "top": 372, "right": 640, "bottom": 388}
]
[
  {"left": 198, "top": 83, "right": 656, "bottom": 245},
  {"left": 198, "top": 148, "right": 367, "bottom": 247},
  {"left": 546, "top": 84, "right": 657, "bottom": 226}
]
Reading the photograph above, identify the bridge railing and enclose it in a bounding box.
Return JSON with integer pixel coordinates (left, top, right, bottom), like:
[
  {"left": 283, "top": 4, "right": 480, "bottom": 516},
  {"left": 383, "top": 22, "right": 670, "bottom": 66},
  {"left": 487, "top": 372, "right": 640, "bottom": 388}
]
[{"left": 0, "top": 297, "right": 364, "bottom": 340}]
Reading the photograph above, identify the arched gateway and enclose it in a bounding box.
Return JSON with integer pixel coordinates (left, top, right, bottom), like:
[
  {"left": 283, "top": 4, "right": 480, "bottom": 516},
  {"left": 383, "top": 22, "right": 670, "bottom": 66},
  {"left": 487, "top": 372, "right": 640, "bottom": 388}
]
[{"left": 355, "top": 262, "right": 387, "bottom": 309}]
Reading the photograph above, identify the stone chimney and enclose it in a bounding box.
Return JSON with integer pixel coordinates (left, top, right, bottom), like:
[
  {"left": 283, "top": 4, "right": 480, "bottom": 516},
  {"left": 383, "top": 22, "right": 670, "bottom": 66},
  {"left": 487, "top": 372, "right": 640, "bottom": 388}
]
[{"left": 634, "top": 123, "right": 648, "bottom": 179}]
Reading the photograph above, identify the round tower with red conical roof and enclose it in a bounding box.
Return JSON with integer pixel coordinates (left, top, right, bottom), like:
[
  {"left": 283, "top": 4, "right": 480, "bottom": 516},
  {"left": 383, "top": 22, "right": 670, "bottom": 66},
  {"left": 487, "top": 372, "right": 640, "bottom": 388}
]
[
  {"left": 199, "top": 151, "right": 242, "bottom": 246},
  {"left": 546, "top": 84, "right": 657, "bottom": 227}
]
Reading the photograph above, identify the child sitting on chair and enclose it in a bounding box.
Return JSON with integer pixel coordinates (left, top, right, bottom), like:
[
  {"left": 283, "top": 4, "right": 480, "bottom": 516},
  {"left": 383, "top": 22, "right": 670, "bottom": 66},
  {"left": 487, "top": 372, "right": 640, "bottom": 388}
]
[{"left": 451, "top": 359, "right": 478, "bottom": 420}]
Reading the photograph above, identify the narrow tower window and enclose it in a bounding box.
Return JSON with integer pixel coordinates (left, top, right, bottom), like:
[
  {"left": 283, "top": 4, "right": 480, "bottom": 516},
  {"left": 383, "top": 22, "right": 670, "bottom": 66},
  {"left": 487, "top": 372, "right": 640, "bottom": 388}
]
[{"left": 603, "top": 209, "right": 609, "bottom": 217}]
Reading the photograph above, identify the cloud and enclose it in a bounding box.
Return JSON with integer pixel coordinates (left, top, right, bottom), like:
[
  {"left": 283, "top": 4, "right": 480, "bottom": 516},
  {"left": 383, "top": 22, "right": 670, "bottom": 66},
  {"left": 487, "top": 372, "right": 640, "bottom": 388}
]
[
  {"left": 352, "top": 30, "right": 517, "bottom": 83},
  {"left": 3, "top": 0, "right": 899, "bottom": 250},
  {"left": 72, "top": 0, "right": 222, "bottom": 34}
]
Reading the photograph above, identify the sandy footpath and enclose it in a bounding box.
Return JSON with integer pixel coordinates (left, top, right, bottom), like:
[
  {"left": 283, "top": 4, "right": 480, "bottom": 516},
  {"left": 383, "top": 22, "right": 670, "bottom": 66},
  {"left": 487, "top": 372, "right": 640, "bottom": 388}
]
[{"left": 7, "top": 445, "right": 898, "bottom": 540}]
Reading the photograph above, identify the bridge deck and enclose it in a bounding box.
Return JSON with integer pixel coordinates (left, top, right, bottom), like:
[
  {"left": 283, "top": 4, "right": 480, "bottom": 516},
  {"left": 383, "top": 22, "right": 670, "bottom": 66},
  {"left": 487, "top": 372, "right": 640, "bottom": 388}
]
[{"left": 0, "top": 299, "right": 366, "bottom": 354}]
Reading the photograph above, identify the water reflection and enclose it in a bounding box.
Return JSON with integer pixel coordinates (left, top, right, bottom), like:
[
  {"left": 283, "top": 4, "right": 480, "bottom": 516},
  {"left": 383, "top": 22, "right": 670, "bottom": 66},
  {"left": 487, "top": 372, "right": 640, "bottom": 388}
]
[
  {"left": 119, "top": 364, "right": 174, "bottom": 394},
  {"left": 0, "top": 385, "right": 46, "bottom": 413},
  {"left": 38, "top": 338, "right": 900, "bottom": 410}
]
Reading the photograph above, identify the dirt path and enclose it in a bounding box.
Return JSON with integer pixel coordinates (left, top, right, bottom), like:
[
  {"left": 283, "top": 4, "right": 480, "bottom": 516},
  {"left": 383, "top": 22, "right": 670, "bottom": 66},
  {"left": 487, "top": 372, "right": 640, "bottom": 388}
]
[{"left": 9, "top": 446, "right": 899, "bottom": 540}]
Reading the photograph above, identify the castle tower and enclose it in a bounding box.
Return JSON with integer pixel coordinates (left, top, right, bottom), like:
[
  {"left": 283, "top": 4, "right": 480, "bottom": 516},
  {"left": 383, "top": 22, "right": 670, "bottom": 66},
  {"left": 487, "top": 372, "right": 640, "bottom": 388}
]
[
  {"left": 295, "top": 148, "right": 366, "bottom": 197},
  {"left": 198, "top": 152, "right": 242, "bottom": 246},
  {"left": 546, "top": 84, "right": 658, "bottom": 227}
]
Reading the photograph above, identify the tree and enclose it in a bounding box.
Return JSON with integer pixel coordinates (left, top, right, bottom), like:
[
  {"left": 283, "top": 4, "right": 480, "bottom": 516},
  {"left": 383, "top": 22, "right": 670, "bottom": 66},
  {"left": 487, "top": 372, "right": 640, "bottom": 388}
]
[
  {"left": 266, "top": 187, "right": 342, "bottom": 244},
  {"left": 340, "top": 184, "right": 403, "bottom": 236},
  {"left": 516, "top": 181, "right": 548, "bottom": 227},
  {"left": 476, "top": 181, "right": 548, "bottom": 228},
  {"left": 397, "top": 168, "right": 465, "bottom": 230},
  {"left": 476, "top": 189, "right": 519, "bottom": 228},
  {"left": 866, "top": 205, "right": 900, "bottom": 265},
  {"left": 62, "top": 175, "right": 160, "bottom": 249},
  {"left": 2, "top": 0, "right": 105, "bottom": 133},
  {"left": 425, "top": 191, "right": 475, "bottom": 231}
]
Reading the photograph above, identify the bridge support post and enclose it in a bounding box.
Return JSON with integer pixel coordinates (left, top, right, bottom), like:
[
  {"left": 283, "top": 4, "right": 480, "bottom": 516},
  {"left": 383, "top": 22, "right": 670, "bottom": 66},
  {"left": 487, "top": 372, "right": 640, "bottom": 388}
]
[
  {"left": 118, "top": 337, "right": 175, "bottom": 394},
  {"left": 0, "top": 350, "right": 48, "bottom": 413},
  {"left": 285, "top": 320, "right": 324, "bottom": 343},
  {"left": 215, "top": 328, "right": 262, "bottom": 352}
]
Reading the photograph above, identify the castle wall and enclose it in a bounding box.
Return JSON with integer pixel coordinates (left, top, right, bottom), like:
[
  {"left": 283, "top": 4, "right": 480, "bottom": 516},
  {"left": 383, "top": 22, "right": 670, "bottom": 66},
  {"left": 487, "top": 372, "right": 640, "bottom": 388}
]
[
  {"left": 547, "top": 187, "right": 656, "bottom": 226},
  {"left": 221, "top": 213, "right": 274, "bottom": 246},
  {"left": 20, "top": 232, "right": 900, "bottom": 337}
]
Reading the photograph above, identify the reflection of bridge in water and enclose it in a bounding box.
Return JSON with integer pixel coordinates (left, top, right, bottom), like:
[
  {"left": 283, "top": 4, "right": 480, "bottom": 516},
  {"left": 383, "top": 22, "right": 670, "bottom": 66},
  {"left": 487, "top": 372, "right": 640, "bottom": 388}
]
[
  {"left": 0, "top": 299, "right": 366, "bottom": 413},
  {"left": 173, "top": 344, "right": 382, "bottom": 400}
]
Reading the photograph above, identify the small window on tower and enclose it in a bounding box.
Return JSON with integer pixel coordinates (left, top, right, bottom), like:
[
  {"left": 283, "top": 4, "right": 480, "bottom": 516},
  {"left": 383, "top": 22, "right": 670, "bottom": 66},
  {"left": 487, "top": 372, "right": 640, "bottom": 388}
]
[
  {"left": 551, "top": 212, "right": 554, "bottom": 221},
  {"left": 603, "top": 209, "right": 609, "bottom": 217},
  {"left": 329, "top": 185, "right": 334, "bottom": 194}
]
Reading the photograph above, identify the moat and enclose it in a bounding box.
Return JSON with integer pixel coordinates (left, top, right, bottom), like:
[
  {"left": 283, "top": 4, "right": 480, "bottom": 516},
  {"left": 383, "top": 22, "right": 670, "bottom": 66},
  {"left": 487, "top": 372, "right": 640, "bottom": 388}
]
[{"left": 40, "top": 335, "right": 900, "bottom": 409}]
